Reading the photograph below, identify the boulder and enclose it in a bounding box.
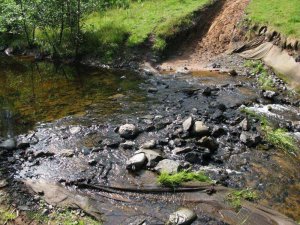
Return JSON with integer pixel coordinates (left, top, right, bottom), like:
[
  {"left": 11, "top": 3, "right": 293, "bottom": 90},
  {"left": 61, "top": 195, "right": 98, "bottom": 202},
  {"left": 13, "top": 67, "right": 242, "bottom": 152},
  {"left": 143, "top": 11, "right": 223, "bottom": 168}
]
[
  {"left": 59, "top": 149, "right": 74, "bottom": 157},
  {"left": 173, "top": 147, "right": 192, "bottom": 155},
  {"left": 240, "top": 132, "right": 262, "bottom": 147},
  {"left": 197, "top": 136, "right": 218, "bottom": 151},
  {"left": 126, "top": 153, "right": 147, "bottom": 171},
  {"left": 184, "top": 152, "right": 202, "bottom": 164},
  {"left": 136, "top": 149, "right": 163, "bottom": 167},
  {"left": 192, "top": 121, "right": 209, "bottom": 136},
  {"left": 120, "top": 141, "right": 135, "bottom": 149},
  {"left": 0, "top": 138, "right": 16, "bottom": 150},
  {"left": 167, "top": 208, "right": 197, "bottom": 225},
  {"left": 141, "top": 140, "right": 156, "bottom": 149},
  {"left": 119, "top": 124, "right": 139, "bottom": 139},
  {"left": 155, "top": 159, "right": 181, "bottom": 174},
  {"left": 240, "top": 118, "right": 250, "bottom": 131},
  {"left": 263, "top": 91, "right": 277, "bottom": 99},
  {"left": 182, "top": 117, "right": 193, "bottom": 132}
]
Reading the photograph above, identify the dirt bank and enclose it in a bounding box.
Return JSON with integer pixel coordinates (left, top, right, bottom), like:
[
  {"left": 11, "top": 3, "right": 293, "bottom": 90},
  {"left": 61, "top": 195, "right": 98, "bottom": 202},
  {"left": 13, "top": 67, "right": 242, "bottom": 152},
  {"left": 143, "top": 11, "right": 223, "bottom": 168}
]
[{"left": 159, "top": 0, "right": 250, "bottom": 71}]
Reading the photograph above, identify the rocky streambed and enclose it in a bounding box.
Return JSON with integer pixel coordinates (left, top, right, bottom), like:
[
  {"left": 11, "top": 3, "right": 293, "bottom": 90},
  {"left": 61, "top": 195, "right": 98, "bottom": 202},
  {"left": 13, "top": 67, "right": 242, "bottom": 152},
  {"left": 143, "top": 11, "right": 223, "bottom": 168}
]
[{"left": 0, "top": 55, "right": 299, "bottom": 224}]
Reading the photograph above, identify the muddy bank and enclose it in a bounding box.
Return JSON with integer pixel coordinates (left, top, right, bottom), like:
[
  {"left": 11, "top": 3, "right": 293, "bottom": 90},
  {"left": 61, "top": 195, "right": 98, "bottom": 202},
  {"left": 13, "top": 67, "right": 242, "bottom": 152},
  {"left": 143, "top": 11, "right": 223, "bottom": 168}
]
[{"left": 0, "top": 56, "right": 300, "bottom": 224}]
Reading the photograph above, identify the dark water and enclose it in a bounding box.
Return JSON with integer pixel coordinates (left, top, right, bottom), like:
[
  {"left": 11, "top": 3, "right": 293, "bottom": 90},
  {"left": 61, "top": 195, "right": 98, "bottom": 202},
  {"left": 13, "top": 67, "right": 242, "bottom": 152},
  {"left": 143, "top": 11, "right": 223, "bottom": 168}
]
[{"left": 0, "top": 56, "right": 148, "bottom": 137}]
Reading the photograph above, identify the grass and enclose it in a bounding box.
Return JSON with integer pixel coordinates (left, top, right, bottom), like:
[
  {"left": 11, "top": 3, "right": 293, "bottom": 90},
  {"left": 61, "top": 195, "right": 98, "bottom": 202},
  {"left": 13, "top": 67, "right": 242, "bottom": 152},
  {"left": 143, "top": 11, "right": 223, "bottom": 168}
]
[
  {"left": 0, "top": 208, "right": 17, "bottom": 224},
  {"left": 83, "top": 0, "right": 212, "bottom": 53},
  {"left": 246, "top": 0, "right": 300, "bottom": 39},
  {"left": 157, "top": 170, "right": 212, "bottom": 187},
  {"left": 244, "top": 60, "right": 276, "bottom": 91},
  {"left": 241, "top": 107, "right": 299, "bottom": 154},
  {"left": 227, "top": 188, "right": 258, "bottom": 210}
]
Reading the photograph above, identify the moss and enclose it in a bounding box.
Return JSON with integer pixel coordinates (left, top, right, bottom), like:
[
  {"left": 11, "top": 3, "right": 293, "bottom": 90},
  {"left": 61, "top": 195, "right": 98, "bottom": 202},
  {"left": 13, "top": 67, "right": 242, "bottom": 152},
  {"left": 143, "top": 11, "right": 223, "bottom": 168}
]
[
  {"left": 227, "top": 188, "right": 258, "bottom": 211},
  {"left": 157, "top": 170, "right": 212, "bottom": 187}
]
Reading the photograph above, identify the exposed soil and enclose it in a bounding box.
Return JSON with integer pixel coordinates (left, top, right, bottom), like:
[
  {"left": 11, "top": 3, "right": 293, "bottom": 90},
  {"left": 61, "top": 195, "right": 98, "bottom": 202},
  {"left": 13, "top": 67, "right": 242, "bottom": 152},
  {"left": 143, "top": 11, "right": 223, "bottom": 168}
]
[{"left": 159, "top": 0, "right": 250, "bottom": 71}]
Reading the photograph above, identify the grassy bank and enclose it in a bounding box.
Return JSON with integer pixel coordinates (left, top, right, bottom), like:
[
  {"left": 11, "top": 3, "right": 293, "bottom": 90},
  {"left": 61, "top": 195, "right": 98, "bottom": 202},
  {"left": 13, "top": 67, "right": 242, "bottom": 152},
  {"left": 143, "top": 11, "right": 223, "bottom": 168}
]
[
  {"left": 246, "top": 0, "right": 300, "bottom": 38},
  {"left": 83, "top": 0, "right": 212, "bottom": 53}
]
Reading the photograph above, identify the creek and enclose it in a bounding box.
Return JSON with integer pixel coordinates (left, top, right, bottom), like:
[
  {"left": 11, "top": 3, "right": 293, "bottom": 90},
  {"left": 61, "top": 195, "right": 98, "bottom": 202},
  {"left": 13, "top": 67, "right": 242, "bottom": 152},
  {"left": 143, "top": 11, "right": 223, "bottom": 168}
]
[{"left": 0, "top": 55, "right": 299, "bottom": 224}]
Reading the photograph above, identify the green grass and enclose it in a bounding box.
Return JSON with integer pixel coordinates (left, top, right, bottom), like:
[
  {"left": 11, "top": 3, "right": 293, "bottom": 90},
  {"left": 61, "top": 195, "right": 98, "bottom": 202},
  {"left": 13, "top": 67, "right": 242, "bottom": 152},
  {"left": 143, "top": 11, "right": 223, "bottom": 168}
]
[
  {"left": 157, "top": 170, "right": 212, "bottom": 187},
  {"left": 0, "top": 208, "right": 17, "bottom": 224},
  {"left": 241, "top": 107, "right": 299, "bottom": 154},
  {"left": 227, "top": 188, "right": 258, "bottom": 210},
  {"left": 244, "top": 60, "right": 276, "bottom": 91},
  {"left": 246, "top": 0, "right": 300, "bottom": 38},
  {"left": 83, "top": 0, "right": 212, "bottom": 53}
]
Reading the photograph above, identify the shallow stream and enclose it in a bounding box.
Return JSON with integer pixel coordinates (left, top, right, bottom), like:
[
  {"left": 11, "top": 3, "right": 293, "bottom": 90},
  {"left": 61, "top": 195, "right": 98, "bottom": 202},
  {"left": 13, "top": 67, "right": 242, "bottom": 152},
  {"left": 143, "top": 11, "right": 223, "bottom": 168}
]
[{"left": 0, "top": 55, "right": 300, "bottom": 224}]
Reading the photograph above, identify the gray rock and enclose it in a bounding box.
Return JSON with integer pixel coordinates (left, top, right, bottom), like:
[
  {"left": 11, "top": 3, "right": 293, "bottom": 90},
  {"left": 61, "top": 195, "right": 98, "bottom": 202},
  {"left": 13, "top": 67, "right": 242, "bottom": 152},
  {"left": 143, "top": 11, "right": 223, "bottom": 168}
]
[
  {"left": 263, "top": 91, "right": 277, "bottom": 99},
  {"left": 167, "top": 208, "right": 197, "bottom": 225},
  {"left": 173, "top": 147, "right": 192, "bottom": 155},
  {"left": 141, "top": 140, "right": 156, "bottom": 149},
  {"left": 192, "top": 121, "right": 209, "bottom": 136},
  {"left": 240, "top": 132, "right": 262, "bottom": 147},
  {"left": 0, "top": 138, "right": 16, "bottom": 150},
  {"left": 184, "top": 152, "right": 202, "bottom": 164},
  {"left": 155, "top": 159, "right": 181, "bottom": 174},
  {"left": 126, "top": 153, "right": 147, "bottom": 171},
  {"left": 119, "top": 124, "right": 139, "bottom": 139},
  {"left": 120, "top": 141, "right": 135, "bottom": 149},
  {"left": 240, "top": 118, "right": 250, "bottom": 131},
  {"left": 69, "top": 126, "right": 81, "bottom": 134},
  {"left": 136, "top": 149, "right": 163, "bottom": 167},
  {"left": 197, "top": 136, "right": 218, "bottom": 151},
  {"left": 182, "top": 117, "right": 193, "bottom": 132},
  {"left": 59, "top": 149, "right": 74, "bottom": 157}
]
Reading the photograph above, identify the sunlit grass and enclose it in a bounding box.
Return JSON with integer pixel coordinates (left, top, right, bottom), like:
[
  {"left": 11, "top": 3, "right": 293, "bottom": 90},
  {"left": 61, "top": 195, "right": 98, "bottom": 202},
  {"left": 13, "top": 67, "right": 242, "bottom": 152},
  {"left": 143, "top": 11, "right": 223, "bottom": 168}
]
[
  {"left": 157, "top": 170, "right": 211, "bottom": 187},
  {"left": 246, "top": 0, "right": 300, "bottom": 38},
  {"left": 83, "top": 0, "right": 212, "bottom": 51}
]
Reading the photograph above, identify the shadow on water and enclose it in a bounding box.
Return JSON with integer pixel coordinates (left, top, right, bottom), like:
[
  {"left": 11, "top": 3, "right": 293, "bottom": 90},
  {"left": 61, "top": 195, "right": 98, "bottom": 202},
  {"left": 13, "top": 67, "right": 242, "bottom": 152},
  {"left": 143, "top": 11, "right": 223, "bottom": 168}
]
[{"left": 0, "top": 56, "right": 148, "bottom": 137}]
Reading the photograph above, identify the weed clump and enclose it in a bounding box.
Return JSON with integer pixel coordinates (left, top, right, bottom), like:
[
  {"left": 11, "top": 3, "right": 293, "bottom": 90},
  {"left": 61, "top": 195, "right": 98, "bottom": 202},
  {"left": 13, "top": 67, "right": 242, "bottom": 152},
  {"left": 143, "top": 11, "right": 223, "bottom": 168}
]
[
  {"left": 157, "top": 170, "right": 211, "bottom": 187},
  {"left": 227, "top": 188, "right": 258, "bottom": 210}
]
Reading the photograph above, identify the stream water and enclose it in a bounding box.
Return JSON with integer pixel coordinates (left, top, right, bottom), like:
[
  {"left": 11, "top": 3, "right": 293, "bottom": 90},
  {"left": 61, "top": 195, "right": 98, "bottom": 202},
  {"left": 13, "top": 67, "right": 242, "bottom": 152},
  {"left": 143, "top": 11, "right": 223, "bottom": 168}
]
[{"left": 0, "top": 55, "right": 299, "bottom": 224}]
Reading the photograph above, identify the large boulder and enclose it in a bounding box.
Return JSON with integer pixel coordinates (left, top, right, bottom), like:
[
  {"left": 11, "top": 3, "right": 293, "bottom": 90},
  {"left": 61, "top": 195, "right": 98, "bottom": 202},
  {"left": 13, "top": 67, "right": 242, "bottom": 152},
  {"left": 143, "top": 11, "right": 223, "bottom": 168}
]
[
  {"left": 167, "top": 208, "right": 197, "bottom": 225},
  {"left": 119, "top": 124, "right": 139, "bottom": 139}
]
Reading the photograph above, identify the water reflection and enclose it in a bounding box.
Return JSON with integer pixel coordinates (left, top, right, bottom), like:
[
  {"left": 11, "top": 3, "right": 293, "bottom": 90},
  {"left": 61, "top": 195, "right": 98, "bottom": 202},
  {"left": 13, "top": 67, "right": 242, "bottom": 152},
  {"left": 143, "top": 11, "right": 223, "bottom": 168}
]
[{"left": 0, "top": 56, "right": 147, "bottom": 136}]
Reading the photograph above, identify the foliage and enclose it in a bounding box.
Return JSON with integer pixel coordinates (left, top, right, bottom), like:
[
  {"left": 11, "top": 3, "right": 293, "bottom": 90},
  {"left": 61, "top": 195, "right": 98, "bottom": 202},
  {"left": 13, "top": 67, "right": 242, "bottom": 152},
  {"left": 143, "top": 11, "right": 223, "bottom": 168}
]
[
  {"left": 227, "top": 188, "right": 258, "bottom": 210},
  {"left": 246, "top": 0, "right": 300, "bottom": 38},
  {"left": 157, "top": 170, "right": 212, "bottom": 187},
  {"left": 241, "top": 107, "right": 299, "bottom": 154}
]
